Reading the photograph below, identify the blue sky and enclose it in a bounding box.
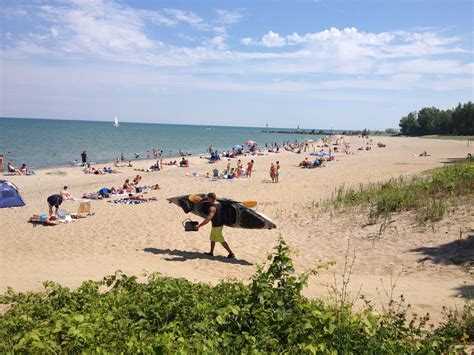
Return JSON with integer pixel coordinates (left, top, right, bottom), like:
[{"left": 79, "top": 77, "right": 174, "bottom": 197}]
[{"left": 1, "top": 0, "right": 472, "bottom": 129}]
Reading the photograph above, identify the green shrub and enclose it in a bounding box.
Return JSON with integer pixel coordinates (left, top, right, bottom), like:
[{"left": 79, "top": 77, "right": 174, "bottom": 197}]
[{"left": 0, "top": 238, "right": 471, "bottom": 353}]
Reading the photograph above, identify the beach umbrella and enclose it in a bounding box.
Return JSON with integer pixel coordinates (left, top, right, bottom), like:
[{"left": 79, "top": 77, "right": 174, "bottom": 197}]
[
  {"left": 244, "top": 140, "right": 256, "bottom": 145},
  {"left": 233, "top": 144, "right": 243, "bottom": 150}
]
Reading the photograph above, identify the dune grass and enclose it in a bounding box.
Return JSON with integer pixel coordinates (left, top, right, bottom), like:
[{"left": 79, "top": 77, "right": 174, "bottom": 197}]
[{"left": 327, "top": 160, "right": 473, "bottom": 223}]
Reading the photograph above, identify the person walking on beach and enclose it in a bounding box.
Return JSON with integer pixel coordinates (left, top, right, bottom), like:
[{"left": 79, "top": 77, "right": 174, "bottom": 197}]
[
  {"left": 275, "top": 161, "right": 280, "bottom": 183},
  {"left": 47, "top": 194, "right": 63, "bottom": 216},
  {"left": 270, "top": 162, "right": 276, "bottom": 183},
  {"left": 81, "top": 150, "right": 87, "bottom": 166},
  {"left": 195, "top": 192, "right": 235, "bottom": 258}
]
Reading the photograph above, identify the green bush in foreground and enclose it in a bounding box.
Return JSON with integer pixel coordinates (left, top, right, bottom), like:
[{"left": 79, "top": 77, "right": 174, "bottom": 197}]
[
  {"left": 0, "top": 238, "right": 471, "bottom": 353},
  {"left": 329, "top": 160, "right": 474, "bottom": 223}
]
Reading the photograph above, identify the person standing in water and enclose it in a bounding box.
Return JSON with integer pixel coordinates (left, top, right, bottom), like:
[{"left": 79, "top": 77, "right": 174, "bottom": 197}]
[
  {"left": 195, "top": 192, "right": 235, "bottom": 258},
  {"left": 81, "top": 150, "right": 87, "bottom": 166}
]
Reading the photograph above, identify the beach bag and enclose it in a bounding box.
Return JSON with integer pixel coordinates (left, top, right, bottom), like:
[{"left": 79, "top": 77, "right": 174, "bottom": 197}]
[{"left": 182, "top": 218, "right": 198, "bottom": 232}]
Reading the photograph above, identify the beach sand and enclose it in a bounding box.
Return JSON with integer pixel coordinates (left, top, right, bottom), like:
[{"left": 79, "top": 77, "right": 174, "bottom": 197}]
[{"left": 1, "top": 136, "right": 472, "bottom": 322}]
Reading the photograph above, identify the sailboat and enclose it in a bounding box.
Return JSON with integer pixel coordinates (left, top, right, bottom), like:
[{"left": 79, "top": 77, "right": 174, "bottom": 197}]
[{"left": 113, "top": 116, "right": 119, "bottom": 127}]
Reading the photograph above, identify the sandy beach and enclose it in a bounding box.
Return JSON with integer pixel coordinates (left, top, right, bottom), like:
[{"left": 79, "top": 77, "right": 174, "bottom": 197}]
[{"left": 1, "top": 136, "right": 472, "bottom": 322}]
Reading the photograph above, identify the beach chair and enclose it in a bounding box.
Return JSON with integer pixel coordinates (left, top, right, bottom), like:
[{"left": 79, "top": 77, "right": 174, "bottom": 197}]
[{"left": 74, "top": 201, "right": 92, "bottom": 217}]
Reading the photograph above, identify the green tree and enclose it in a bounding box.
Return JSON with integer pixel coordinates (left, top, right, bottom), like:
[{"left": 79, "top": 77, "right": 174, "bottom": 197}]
[
  {"left": 452, "top": 101, "right": 474, "bottom": 135},
  {"left": 417, "top": 107, "right": 439, "bottom": 135},
  {"left": 399, "top": 112, "right": 418, "bottom": 135}
]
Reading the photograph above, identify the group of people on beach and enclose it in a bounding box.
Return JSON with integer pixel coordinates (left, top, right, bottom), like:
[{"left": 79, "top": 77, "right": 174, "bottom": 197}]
[
  {"left": 269, "top": 161, "right": 280, "bottom": 183},
  {"left": 6, "top": 160, "right": 31, "bottom": 175}
]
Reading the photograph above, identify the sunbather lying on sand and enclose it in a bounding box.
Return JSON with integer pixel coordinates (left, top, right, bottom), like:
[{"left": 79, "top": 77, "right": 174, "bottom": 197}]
[
  {"left": 126, "top": 194, "right": 157, "bottom": 202},
  {"left": 30, "top": 214, "right": 59, "bottom": 224},
  {"left": 163, "top": 160, "right": 177, "bottom": 166}
]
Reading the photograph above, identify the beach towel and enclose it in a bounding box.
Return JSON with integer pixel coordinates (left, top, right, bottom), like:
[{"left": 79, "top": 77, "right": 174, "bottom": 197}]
[
  {"left": 29, "top": 214, "right": 76, "bottom": 225},
  {"left": 108, "top": 198, "right": 156, "bottom": 205}
]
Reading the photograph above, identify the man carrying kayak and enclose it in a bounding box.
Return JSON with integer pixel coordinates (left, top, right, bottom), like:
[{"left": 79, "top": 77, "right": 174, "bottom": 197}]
[{"left": 195, "top": 192, "right": 235, "bottom": 258}]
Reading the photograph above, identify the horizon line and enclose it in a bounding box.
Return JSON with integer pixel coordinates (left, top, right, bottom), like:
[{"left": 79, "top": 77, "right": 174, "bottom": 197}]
[{"left": 0, "top": 116, "right": 391, "bottom": 132}]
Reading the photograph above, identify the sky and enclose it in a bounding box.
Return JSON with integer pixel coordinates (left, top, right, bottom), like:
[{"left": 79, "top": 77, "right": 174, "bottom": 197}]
[{"left": 0, "top": 0, "right": 473, "bottom": 130}]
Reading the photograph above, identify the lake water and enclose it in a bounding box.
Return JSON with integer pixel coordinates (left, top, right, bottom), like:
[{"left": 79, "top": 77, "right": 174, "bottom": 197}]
[{"left": 0, "top": 117, "right": 322, "bottom": 168}]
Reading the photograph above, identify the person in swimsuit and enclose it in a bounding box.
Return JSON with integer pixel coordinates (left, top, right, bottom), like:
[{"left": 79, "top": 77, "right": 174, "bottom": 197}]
[
  {"left": 60, "top": 186, "right": 73, "bottom": 200},
  {"left": 246, "top": 160, "right": 254, "bottom": 177},
  {"left": 7, "top": 160, "right": 21, "bottom": 175},
  {"left": 195, "top": 192, "right": 235, "bottom": 258},
  {"left": 47, "top": 194, "right": 63, "bottom": 216},
  {"left": 275, "top": 161, "right": 280, "bottom": 183},
  {"left": 123, "top": 179, "right": 134, "bottom": 192},
  {"left": 270, "top": 163, "right": 276, "bottom": 183}
]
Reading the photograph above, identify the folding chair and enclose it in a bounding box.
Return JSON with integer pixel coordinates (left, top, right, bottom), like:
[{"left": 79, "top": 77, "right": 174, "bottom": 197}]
[{"left": 75, "top": 201, "right": 92, "bottom": 217}]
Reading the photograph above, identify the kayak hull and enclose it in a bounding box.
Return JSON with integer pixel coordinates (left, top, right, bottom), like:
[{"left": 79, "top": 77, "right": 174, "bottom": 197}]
[{"left": 167, "top": 194, "right": 277, "bottom": 230}]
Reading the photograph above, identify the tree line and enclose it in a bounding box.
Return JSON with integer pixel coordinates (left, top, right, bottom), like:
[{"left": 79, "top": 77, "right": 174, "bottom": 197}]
[{"left": 399, "top": 101, "right": 473, "bottom": 136}]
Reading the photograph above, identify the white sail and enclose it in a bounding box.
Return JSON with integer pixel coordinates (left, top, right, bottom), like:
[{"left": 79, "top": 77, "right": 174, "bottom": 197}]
[{"left": 113, "top": 116, "right": 119, "bottom": 127}]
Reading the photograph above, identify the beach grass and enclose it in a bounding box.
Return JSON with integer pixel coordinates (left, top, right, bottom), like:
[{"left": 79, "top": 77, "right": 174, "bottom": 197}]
[
  {"left": 327, "top": 159, "right": 473, "bottom": 223},
  {"left": 420, "top": 135, "right": 474, "bottom": 141},
  {"left": 0, "top": 237, "right": 471, "bottom": 353}
]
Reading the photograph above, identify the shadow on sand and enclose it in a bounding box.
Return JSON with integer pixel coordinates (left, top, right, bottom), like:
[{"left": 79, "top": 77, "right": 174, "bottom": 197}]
[
  {"left": 454, "top": 284, "right": 474, "bottom": 300},
  {"left": 410, "top": 234, "right": 474, "bottom": 266},
  {"left": 143, "top": 247, "right": 253, "bottom": 266}
]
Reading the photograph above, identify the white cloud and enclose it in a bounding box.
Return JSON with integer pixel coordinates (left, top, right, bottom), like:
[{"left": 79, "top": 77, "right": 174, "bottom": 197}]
[
  {"left": 377, "top": 59, "right": 474, "bottom": 75},
  {"left": 215, "top": 9, "right": 242, "bottom": 25},
  {"left": 164, "top": 8, "right": 207, "bottom": 30},
  {"left": 50, "top": 27, "right": 59, "bottom": 38},
  {"left": 261, "top": 31, "right": 286, "bottom": 47},
  {"left": 207, "top": 36, "right": 227, "bottom": 50},
  {"left": 241, "top": 37, "right": 255, "bottom": 45},
  {"left": 1, "top": 1, "right": 471, "bottom": 100}
]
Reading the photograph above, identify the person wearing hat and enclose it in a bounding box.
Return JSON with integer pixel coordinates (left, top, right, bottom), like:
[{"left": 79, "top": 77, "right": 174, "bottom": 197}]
[
  {"left": 60, "top": 186, "right": 73, "bottom": 200},
  {"left": 47, "top": 194, "right": 63, "bottom": 216},
  {"left": 195, "top": 192, "right": 235, "bottom": 258}
]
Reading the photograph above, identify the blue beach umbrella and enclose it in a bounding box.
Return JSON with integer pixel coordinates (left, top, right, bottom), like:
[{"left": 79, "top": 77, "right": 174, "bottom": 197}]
[{"left": 233, "top": 145, "right": 243, "bottom": 150}]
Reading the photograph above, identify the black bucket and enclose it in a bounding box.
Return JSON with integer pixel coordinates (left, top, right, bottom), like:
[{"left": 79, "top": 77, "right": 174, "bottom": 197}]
[{"left": 182, "top": 218, "right": 198, "bottom": 232}]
